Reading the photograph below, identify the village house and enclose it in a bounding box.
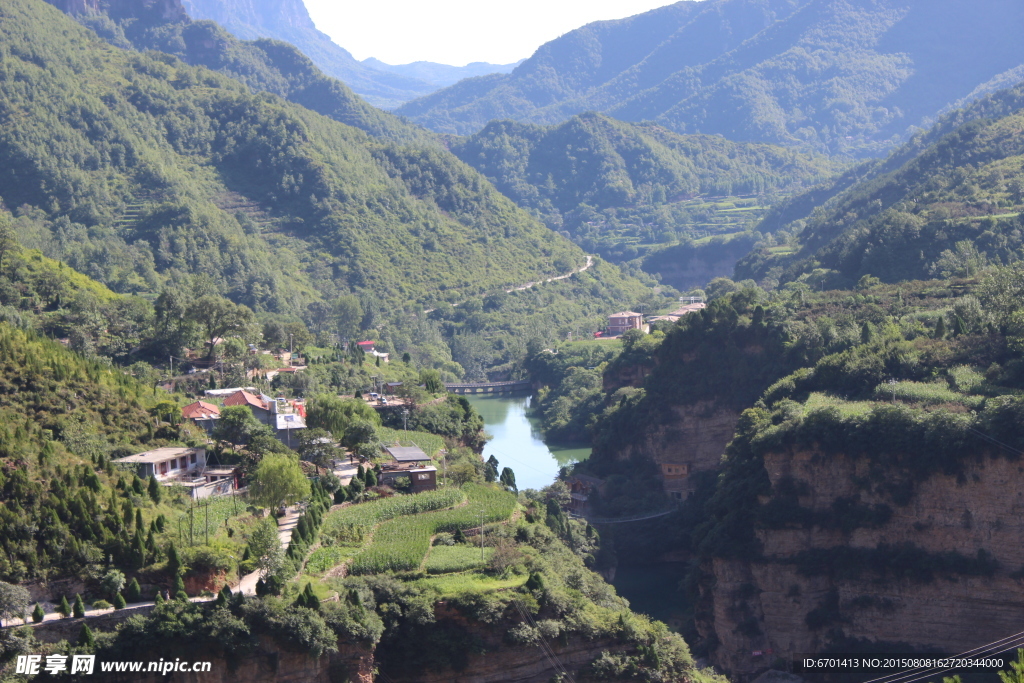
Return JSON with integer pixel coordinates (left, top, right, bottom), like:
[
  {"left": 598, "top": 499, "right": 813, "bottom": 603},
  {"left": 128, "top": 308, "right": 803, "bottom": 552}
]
[
  {"left": 181, "top": 400, "right": 220, "bottom": 435},
  {"left": 607, "top": 311, "right": 645, "bottom": 335},
  {"left": 223, "top": 389, "right": 307, "bottom": 446},
  {"left": 113, "top": 446, "right": 239, "bottom": 498},
  {"left": 378, "top": 445, "right": 437, "bottom": 493},
  {"left": 357, "top": 340, "right": 390, "bottom": 362}
]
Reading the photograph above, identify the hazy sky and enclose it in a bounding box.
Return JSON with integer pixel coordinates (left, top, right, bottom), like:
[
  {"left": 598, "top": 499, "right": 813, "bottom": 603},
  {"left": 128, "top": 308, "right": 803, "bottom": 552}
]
[{"left": 303, "top": 0, "right": 681, "bottom": 66}]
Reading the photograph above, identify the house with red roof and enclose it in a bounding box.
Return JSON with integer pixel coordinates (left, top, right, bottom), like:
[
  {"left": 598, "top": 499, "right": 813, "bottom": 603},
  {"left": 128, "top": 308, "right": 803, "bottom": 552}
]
[{"left": 181, "top": 400, "right": 220, "bottom": 435}]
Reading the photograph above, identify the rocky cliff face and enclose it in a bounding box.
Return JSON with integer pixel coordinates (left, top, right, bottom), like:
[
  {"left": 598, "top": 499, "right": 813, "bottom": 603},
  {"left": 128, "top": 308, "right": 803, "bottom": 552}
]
[
  {"left": 700, "top": 447, "right": 1024, "bottom": 678},
  {"left": 606, "top": 401, "right": 738, "bottom": 497}
]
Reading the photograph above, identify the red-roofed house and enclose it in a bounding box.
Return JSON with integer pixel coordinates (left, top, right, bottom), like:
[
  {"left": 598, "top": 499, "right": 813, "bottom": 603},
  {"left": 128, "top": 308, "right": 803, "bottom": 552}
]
[
  {"left": 224, "top": 389, "right": 270, "bottom": 412},
  {"left": 181, "top": 401, "right": 220, "bottom": 435},
  {"left": 356, "top": 340, "right": 375, "bottom": 352}
]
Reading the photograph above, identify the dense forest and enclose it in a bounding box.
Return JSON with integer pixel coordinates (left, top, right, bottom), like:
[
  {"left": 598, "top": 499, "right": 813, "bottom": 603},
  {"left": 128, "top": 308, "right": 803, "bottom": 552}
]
[
  {"left": 447, "top": 113, "right": 843, "bottom": 269},
  {"left": 738, "top": 80, "right": 1024, "bottom": 289},
  {"left": 398, "top": 0, "right": 1024, "bottom": 157}
]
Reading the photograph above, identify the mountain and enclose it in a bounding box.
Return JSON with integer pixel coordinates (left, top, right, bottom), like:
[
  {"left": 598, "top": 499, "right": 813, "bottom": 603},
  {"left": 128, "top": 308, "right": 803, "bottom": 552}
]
[
  {"left": 64, "top": 3, "right": 436, "bottom": 146},
  {"left": 0, "top": 0, "right": 591, "bottom": 316},
  {"left": 362, "top": 58, "right": 522, "bottom": 89},
  {"left": 396, "top": 0, "right": 1024, "bottom": 156},
  {"left": 736, "top": 81, "right": 1024, "bottom": 287},
  {"left": 445, "top": 112, "right": 844, "bottom": 285},
  {"left": 175, "top": 0, "right": 438, "bottom": 108}
]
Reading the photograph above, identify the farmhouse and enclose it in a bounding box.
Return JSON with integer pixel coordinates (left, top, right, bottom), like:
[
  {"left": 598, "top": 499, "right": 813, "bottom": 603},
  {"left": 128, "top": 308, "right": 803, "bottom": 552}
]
[{"left": 379, "top": 445, "right": 437, "bottom": 493}]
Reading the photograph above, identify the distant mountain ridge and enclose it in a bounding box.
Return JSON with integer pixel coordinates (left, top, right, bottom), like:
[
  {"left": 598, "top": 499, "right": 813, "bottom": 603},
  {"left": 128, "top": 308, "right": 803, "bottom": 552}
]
[
  {"left": 397, "top": 0, "right": 1024, "bottom": 156},
  {"left": 362, "top": 58, "right": 522, "bottom": 89}
]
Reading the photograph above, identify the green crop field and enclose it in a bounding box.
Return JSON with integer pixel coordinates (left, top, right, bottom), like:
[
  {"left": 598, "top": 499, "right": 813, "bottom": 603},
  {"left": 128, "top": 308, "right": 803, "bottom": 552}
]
[
  {"left": 411, "top": 571, "right": 528, "bottom": 597},
  {"left": 424, "top": 545, "right": 493, "bottom": 574},
  {"left": 321, "top": 487, "right": 465, "bottom": 544},
  {"left": 377, "top": 427, "right": 446, "bottom": 458},
  {"left": 349, "top": 484, "right": 516, "bottom": 574}
]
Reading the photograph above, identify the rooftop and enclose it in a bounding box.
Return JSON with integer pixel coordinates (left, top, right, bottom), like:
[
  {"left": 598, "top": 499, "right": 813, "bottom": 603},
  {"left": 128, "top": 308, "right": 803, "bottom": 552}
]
[
  {"left": 224, "top": 390, "right": 269, "bottom": 411},
  {"left": 182, "top": 401, "right": 220, "bottom": 419},
  {"left": 609, "top": 311, "right": 642, "bottom": 318},
  {"left": 385, "top": 445, "right": 429, "bottom": 463},
  {"left": 114, "top": 447, "right": 202, "bottom": 465},
  {"left": 275, "top": 413, "right": 306, "bottom": 430},
  {"left": 205, "top": 386, "right": 257, "bottom": 397}
]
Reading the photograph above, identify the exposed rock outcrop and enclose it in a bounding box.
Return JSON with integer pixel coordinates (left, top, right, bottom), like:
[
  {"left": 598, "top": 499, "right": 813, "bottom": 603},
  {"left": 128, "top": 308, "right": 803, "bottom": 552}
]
[{"left": 700, "top": 447, "right": 1024, "bottom": 678}]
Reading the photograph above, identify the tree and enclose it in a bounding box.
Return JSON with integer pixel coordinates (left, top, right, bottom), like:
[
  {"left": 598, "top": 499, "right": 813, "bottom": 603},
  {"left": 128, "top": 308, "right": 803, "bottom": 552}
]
[
  {"left": 999, "top": 649, "right": 1024, "bottom": 683},
  {"left": 248, "top": 518, "right": 285, "bottom": 578},
  {"left": 297, "top": 428, "right": 341, "bottom": 473},
  {"left": 78, "top": 623, "right": 95, "bottom": 648},
  {"left": 306, "top": 395, "right": 380, "bottom": 439},
  {"left": 113, "top": 593, "right": 126, "bottom": 609},
  {"left": 167, "top": 542, "right": 182, "bottom": 577},
  {"left": 174, "top": 573, "right": 188, "bottom": 601},
  {"left": 934, "top": 316, "right": 946, "bottom": 339},
  {"left": 125, "top": 578, "right": 141, "bottom": 603},
  {"left": 500, "top": 467, "right": 518, "bottom": 492},
  {"left": 214, "top": 405, "right": 265, "bottom": 448},
  {"left": 333, "top": 295, "right": 363, "bottom": 340},
  {"left": 148, "top": 475, "right": 162, "bottom": 503},
  {"left": 31, "top": 603, "right": 44, "bottom": 623},
  {"left": 58, "top": 595, "right": 71, "bottom": 618},
  {"left": 0, "top": 581, "right": 30, "bottom": 626},
  {"left": 73, "top": 594, "right": 86, "bottom": 618},
  {"left": 101, "top": 569, "right": 126, "bottom": 600},
  {"left": 420, "top": 368, "right": 444, "bottom": 394},
  {"left": 0, "top": 213, "right": 16, "bottom": 275},
  {"left": 250, "top": 453, "right": 311, "bottom": 510},
  {"left": 188, "top": 295, "right": 256, "bottom": 360}
]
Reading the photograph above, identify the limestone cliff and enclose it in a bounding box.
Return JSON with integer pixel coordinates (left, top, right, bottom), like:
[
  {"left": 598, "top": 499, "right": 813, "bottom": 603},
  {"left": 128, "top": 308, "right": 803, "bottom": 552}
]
[{"left": 699, "top": 447, "right": 1024, "bottom": 678}]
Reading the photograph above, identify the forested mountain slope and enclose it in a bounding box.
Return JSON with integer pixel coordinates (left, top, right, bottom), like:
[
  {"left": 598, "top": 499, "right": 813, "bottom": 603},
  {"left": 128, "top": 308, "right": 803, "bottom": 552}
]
[
  {"left": 448, "top": 112, "right": 843, "bottom": 245},
  {"left": 47, "top": 0, "right": 435, "bottom": 146},
  {"left": 0, "top": 0, "right": 594, "bottom": 317},
  {"left": 398, "top": 0, "right": 1024, "bottom": 156},
  {"left": 737, "top": 81, "right": 1024, "bottom": 288}
]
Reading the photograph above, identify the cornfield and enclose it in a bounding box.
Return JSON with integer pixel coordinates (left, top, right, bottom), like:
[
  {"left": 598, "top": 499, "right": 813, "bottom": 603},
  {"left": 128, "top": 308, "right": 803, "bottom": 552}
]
[
  {"left": 349, "top": 484, "right": 516, "bottom": 575},
  {"left": 321, "top": 487, "right": 464, "bottom": 544},
  {"left": 424, "top": 545, "right": 494, "bottom": 574}
]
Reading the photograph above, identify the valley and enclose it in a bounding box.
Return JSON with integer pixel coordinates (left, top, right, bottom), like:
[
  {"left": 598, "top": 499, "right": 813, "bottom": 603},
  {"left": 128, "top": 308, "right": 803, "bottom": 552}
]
[{"left": 3, "top": 0, "right": 1024, "bottom": 681}]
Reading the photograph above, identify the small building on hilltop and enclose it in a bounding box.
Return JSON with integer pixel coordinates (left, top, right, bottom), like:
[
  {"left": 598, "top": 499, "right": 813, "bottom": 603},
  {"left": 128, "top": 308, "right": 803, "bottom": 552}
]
[
  {"left": 379, "top": 445, "right": 437, "bottom": 493},
  {"left": 607, "top": 311, "right": 644, "bottom": 336},
  {"left": 223, "top": 390, "right": 307, "bottom": 446}
]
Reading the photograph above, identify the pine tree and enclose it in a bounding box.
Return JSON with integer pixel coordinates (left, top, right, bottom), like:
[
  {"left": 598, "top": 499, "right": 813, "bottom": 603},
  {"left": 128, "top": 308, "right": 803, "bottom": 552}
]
[
  {"left": 58, "top": 595, "right": 71, "bottom": 618},
  {"left": 31, "top": 603, "right": 44, "bottom": 623},
  {"left": 302, "top": 583, "right": 320, "bottom": 611},
  {"left": 148, "top": 475, "right": 162, "bottom": 503},
  {"left": 174, "top": 573, "right": 186, "bottom": 599},
  {"left": 356, "top": 465, "right": 365, "bottom": 482},
  {"left": 934, "top": 316, "right": 947, "bottom": 339},
  {"left": 861, "top": 321, "right": 873, "bottom": 343},
  {"left": 154, "top": 592, "right": 164, "bottom": 606},
  {"left": 73, "top": 594, "right": 85, "bottom": 618},
  {"left": 125, "top": 578, "right": 141, "bottom": 602},
  {"left": 131, "top": 475, "right": 145, "bottom": 496},
  {"left": 167, "top": 543, "right": 181, "bottom": 576},
  {"left": 113, "top": 593, "right": 126, "bottom": 609},
  {"left": 135, "top": 509, "right": 143, "bottom": 530},
  {"left": 365, "top": 469, "right": 377, "bottom": 487},
  {"left": 78, "top": 623, "right": 95, "bottom": 648}
]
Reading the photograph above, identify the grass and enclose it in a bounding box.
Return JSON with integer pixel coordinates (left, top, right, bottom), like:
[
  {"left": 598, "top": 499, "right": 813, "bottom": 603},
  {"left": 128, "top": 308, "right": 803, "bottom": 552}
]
[
  {"left": 871, "top": 381, "right": 984, "bottom": 409},
  {"left": 304, "top": 545, "right": 354, "bottom": 575},
  {"left": 348, "top": 484, "right": 516, "bottom": 575},
  {"left": 424, "top": 544, "right": 493, "bottom": 574},
  {"left": 804, "top": 392, "right": 877, "bottom": 417},
  {"left": 411, "top": 571, "right": 528, "bottom": 597}
]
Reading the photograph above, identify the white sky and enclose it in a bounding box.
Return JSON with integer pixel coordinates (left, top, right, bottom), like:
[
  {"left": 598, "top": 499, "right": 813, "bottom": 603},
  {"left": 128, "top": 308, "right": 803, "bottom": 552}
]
[{"left": 303, "top": 0, "right": 682, "bottom": 66}]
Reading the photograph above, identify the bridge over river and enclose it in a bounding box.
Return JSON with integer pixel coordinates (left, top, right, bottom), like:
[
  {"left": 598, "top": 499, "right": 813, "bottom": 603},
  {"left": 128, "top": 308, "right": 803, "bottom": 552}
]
[{"left": 445, "top": 380, "right": 532, "bottom": 395}]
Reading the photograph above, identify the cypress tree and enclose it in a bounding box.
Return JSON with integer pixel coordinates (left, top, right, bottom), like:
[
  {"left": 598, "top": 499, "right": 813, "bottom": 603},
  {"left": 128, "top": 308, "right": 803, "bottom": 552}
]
[
  {"left": 167, "top": 543, "right": 180, "bottom": 576},
  {"left": 154, "top": 592, "right": 164, "bottom": 606},
  {"left": 934, "top": 316, "right": 946, "bottom": 339},
  {"left": 303, "top": 583, "right": 319, "bottom": 611},
  {"left": 125, "top": 578, "right": 141, "bottom": 602},
  {"left": 131, "top": 475, "right": 145, "bottom": 496},
  {"left": 174, "top": 573, "right": 186, "bottom": 599},
  {"left": 58, "top": 595, "right": 70, "bottom": 618},
  {"left": 78, "top": 624, "right": 95, "bottom": 648},
  {"left": 73, "top": 594, "right": 85, "bottom": 618},
  {"left": 32, "top": 603, "right": 44, "bottom": 623},
  {"left": 861, "top": 321, "right": 873, "bottom": 343},
  {"left": 365, "top": 469, "right": 377, "bottom": 487},
  {"left": 356, "top": 465, "right": 365, "bottom": 481},
  {"left": 135, "top": 509, "right": 143, "bottom": 530},
  {"left": 113, "top": 593, "right": 126, "bottom": 609},
  {"left": 148, "top": 475, "right": 162, "bottom": 503}
]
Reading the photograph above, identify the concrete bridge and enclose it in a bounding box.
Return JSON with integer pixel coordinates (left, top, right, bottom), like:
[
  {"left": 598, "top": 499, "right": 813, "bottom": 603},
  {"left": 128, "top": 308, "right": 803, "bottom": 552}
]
[{"left": 445, "top": 380, "right": 532, "bottom": 395}]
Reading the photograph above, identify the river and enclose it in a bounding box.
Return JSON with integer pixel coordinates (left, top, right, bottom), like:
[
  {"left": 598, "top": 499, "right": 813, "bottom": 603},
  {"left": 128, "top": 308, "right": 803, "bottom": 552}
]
[
  {"left": 464, "top": 394, "right": 590, "bottom": 491},
  {"left": 465, "top": 392, "right": 690, "bottom": 631}
]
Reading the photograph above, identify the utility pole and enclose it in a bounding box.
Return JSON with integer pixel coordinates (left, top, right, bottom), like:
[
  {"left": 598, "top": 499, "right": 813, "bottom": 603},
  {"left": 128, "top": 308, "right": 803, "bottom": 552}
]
[
  {"left": 205, "top": 500, "right": 209, "bottom": 545},
  {"left": 479, "top": 508, "right": 485, "bottom": 562},
  {"left": 889, "top": 377, "right": 897, "bottom": 403}
]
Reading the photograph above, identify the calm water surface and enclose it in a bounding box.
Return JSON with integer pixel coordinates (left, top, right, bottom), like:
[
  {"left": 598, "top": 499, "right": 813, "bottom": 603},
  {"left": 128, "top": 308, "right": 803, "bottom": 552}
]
[{"left": 464, "top": 394, "right": 590, "bottom": 491}]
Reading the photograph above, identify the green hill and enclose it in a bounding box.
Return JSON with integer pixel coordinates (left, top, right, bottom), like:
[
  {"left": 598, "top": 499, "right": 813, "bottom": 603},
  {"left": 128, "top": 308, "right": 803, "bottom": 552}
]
[
  {"left": 397, "top": 0, "right": 1024, "bottom": 156},
  {"left": 0, "top": 0, "right": 596, "bottom": 316},
  {"left": 737, "top": 81, "right": 1024, "bottom": 287},
  {"left": 448, "top": 112, "right": 843, "bottom": 273}
]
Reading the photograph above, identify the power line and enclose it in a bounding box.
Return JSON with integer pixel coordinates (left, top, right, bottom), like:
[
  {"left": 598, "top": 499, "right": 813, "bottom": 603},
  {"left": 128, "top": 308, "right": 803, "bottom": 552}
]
[{"left": 862, "top": 629, "right": 1024, "bottom": 683}]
